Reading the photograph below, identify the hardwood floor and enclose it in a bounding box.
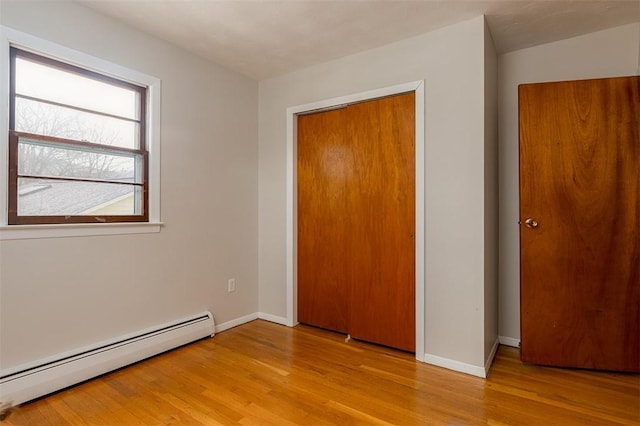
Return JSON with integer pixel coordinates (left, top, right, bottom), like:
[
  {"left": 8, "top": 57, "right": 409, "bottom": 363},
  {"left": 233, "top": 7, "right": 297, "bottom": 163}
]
[{"left": 3, "top": 320, "right": 639, "bottom": 425}]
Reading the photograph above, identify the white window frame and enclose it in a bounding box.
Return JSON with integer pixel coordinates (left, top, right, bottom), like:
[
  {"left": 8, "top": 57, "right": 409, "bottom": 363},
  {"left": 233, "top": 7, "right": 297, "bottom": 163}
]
[{"left": 0, "top": 26, "right": 162, "bottom": 240}]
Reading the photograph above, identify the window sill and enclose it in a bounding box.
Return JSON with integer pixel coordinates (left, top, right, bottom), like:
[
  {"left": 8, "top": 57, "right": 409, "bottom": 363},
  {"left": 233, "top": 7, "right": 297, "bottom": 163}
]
[{"left": 0, "top": 222, "right": 163, "bottom": 240}]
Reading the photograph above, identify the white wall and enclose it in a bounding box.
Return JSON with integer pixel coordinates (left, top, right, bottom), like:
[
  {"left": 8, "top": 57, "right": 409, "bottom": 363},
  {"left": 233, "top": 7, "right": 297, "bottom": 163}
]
[
  {"left": 259, "top": 16, "right": 498, "bottom": 371},
  {"left": 498, "top": 23, "right": 640, "bottom": 341},
  {"left": 0, "top": 1, "right": 259, "bottom": 369},
  {"left": 483, "top": 20, "right": 499, "bottom": 362}
]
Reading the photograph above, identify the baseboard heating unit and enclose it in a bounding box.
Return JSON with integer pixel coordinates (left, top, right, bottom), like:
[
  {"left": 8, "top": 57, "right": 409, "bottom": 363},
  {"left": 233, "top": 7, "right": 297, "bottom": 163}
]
[{"left": 0, "top": 311, "right": 215, "bottom": 406}]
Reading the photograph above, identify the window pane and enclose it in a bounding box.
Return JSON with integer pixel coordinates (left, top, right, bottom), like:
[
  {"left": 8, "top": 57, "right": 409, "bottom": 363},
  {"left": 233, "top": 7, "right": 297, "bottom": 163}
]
[
  {"left": 18, "top": 178, "right": 141, "bottom": 216},
  {"left": 18, "top": 137, "right": 142, "bottom": 184},
  {"left": 15, "top": 57, "right": 139, "bottom": 119},
  {"left": 15, "top": 97, "right": 138, "bottom": 149}
]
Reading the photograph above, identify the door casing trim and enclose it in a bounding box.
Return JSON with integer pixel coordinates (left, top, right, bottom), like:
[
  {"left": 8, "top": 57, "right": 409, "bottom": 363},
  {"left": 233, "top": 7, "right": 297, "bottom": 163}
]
[{"left": 285, "top": 80, "right": 425, "bottom": 362}]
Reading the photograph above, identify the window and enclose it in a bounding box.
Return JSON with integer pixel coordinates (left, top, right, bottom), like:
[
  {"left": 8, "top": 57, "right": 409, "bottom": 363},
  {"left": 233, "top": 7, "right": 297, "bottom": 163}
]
[{"left": 8, "top": 47, "right": 148, "bottom": 225}]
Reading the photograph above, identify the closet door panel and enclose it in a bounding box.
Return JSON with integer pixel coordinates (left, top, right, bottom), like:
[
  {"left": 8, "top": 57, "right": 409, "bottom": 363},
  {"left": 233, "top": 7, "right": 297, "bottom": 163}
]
[
  {"left": 347, "top": 93, "right": 416, "bottom": 352},
  {"left": 297, "top": 108, "right": 350, "bottom": 333}
]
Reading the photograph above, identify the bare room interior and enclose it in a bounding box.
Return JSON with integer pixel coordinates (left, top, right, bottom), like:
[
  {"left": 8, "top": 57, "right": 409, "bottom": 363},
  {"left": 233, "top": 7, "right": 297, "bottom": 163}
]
[{"left": 0, "top": 0, "right": 638, "bottom": 424}]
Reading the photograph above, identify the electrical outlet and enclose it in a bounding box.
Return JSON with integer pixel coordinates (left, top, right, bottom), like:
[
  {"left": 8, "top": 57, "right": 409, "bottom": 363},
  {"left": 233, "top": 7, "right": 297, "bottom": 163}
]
[{"left": 228, "top": 278, "right": 236, "bottom": 293}]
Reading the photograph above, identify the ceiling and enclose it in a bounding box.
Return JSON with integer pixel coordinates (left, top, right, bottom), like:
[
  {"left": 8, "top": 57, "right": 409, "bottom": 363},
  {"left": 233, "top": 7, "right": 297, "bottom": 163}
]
[{"left": 78, "top": 0, "right": 640, "bottom": 80}]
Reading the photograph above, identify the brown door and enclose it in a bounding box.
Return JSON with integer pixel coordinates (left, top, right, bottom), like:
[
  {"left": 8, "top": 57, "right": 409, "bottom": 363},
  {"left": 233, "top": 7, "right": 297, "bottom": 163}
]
[
  {"left": 297, "top": 107, "right": 350, "bottom": 334},
  {"left": 297, "top": 93, "right": 415, "bottom": 352},
  {"left": 519, "top": 76, "right": 639, "bottom": 372}
]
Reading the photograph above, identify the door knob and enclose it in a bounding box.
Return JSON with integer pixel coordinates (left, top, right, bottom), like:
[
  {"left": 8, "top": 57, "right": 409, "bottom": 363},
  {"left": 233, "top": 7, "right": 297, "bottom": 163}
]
[{"left": 524, "top": 218, "right": 538, "bottom": 229}]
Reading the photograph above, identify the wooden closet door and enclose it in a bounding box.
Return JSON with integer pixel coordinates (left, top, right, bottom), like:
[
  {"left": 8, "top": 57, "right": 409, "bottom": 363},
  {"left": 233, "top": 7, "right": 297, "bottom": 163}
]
[
  {"left": 519, "top": 76, "right": 639, "bottom": 372},
  {"left": 297, "top": 92, "right": 415, "bottom": 352},
  {"left": 347, "top": 94, "right": 415, "bottom": 352},
  {"left": 297, "top": 107, "right": 350, "bottom": 333}
]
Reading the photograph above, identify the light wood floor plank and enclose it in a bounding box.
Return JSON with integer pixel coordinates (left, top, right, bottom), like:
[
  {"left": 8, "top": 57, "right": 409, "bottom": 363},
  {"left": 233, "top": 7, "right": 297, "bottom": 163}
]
[{"left": 2, "top": 320, "right": 639, "bottom": 425}]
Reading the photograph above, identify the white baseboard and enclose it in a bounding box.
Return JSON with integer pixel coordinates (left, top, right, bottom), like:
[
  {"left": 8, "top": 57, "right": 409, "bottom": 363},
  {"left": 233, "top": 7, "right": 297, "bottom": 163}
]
[
  {"left": 499, "top": 336, "right": 520, "bottom": 348},
  {"left": 214, "top": 312, "right": 292, "bottom": 333},
  {"left": 258, "top": 313, "right": 289, "bottom": 326},
  {"left": 221, "top": 314, "right": 500, "bottom": 379},
  {"left": 423, "top": 353, "right": 487, "bottom": 378},
  {"left": 214, "top": 313, "right": 259, "bottom": 333},
  {"left": 484, "top": 337, "right": 500, "bottom": 376}
]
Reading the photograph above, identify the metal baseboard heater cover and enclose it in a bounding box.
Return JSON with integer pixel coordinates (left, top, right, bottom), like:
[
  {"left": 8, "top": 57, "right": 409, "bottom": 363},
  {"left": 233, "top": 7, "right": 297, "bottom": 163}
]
[{"left": 0, "top": 312, "right": 215, "bottom": 406}]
